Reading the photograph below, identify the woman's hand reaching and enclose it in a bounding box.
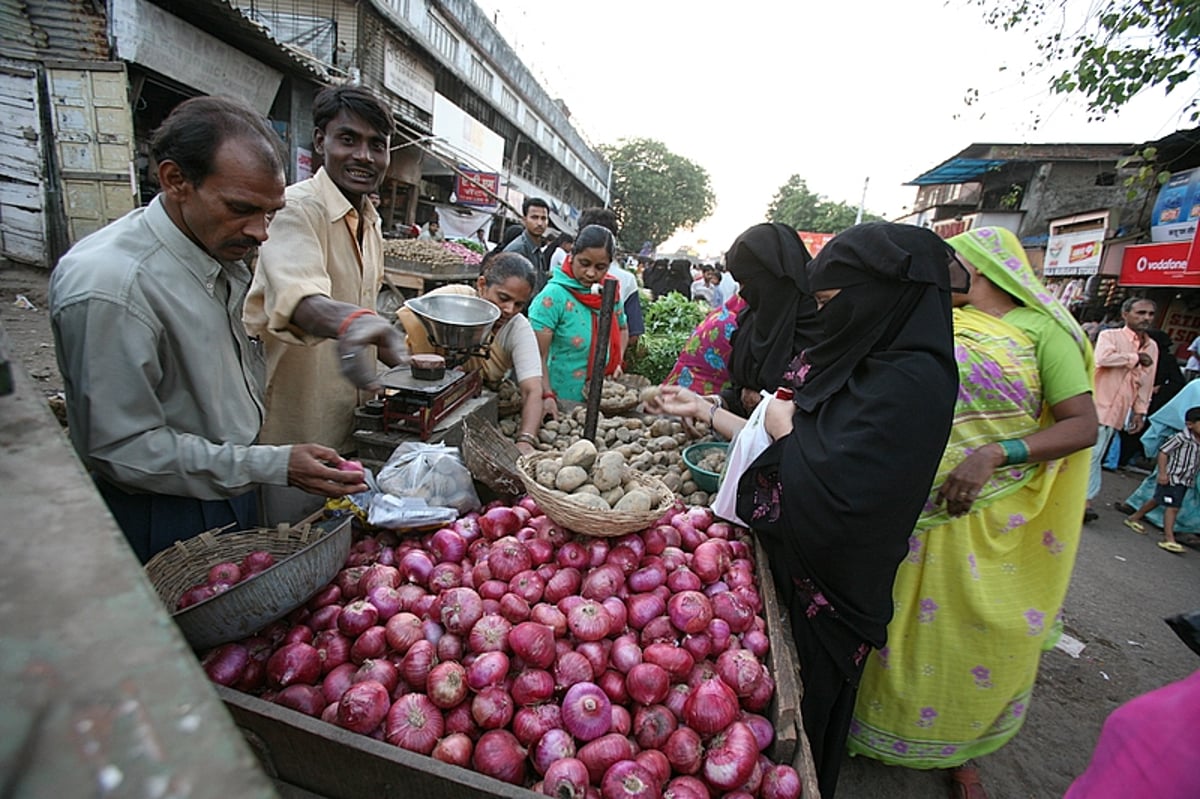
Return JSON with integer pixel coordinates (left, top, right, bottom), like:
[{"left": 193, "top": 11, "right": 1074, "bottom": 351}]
[
  {"left": 936, "top": 443, "right": 1003, "bottom": 517},
  {"left": 644, "top": 385, "right": 707, "bottom": 420}
]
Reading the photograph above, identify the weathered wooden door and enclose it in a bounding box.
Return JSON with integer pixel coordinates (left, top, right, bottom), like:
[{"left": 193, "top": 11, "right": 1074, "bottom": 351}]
[
  {"left": 0, "top": 62, "right": 46, "bottom": 265},
  {"left": 44, "top": 61, "right": 137, "bottom": 247}
]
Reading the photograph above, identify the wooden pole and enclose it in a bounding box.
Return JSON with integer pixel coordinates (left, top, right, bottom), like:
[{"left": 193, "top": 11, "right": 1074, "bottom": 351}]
[{"left": 583, "top": 280, "right": 617, "bottom": 442}]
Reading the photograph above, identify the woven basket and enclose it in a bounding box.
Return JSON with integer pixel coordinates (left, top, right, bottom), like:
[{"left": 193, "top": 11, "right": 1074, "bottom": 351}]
[
  {"left": 462, "top": 415, "right": 525, "bottom": 497},
  {"left": 145, "top": 514, "right": 352, "bottom": 651},
  {"left": 516, "top": 451, "right": 675, "bottom": 537}
]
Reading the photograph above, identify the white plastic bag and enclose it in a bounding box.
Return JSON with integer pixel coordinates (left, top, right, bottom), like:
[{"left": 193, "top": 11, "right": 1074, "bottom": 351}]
[
  {"left": 711, "top": 392, "right": 774, "bottom": 526},
  {"left": 367, "top": 494, "right": 458, "bottom": 530},
  {"left": 376, "top": 442, "right": 481, "bottom": 514}
]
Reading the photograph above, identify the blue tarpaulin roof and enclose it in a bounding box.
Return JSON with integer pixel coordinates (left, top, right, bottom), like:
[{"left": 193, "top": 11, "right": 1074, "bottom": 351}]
[{"left": 907, "top": 158, "right": 1007, "bottom": 186}]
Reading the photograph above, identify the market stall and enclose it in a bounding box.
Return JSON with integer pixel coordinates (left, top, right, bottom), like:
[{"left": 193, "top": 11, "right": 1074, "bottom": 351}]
[{"left": 376, "top": 238, "right": 486, "bottom": 318}]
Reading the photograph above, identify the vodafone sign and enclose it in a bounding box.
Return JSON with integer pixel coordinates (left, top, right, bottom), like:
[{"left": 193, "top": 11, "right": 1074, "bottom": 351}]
[{"left": 1119, "top": 241, "right": 1197, "bottom": 286}]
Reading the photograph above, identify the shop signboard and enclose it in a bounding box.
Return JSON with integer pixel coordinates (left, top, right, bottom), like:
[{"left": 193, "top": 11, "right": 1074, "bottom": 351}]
[
  {"left": 384, "top": 41, "right": 435, "bottom": 115},
  {"left": 454, "top": 169, "right": 499, "bottom": 207},
  {"left": 432, "top": 94, "right": 504, "bottom": 174},
  {"left": 1043, "top": 227, "right": 1105, "bottom": 276},
  {"left": 1150, "top": 167, "right": 1200, "bottom": 244},
  {"left": 1119, "top": 241, "right": 1195, "bottom": 287},
  {"left": 797, "top": 231, "right": 834, "bottom": 256},
  {"left": 1160, "top": 299, "right": 1200, "bottom": 362}
]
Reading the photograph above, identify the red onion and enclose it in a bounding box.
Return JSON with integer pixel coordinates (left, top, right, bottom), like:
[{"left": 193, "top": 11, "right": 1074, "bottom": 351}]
[
  {"left": 741, "top": 712, "right": 775, "bottom": 751},
  {"left": 177, "top": 584, "right": 216, "bottom": 609},
  {"left": 576, "top": 640, "right": 611, "bottom": 676},
  {"left": 625, "top": 662, "right": 670, "bottom": 705},
  {"left": 399, "top": 549, "right": 435, "bottom": 586},
  {"left": 598, "top": 669, "right": 630, "bottom": 705},
  {"left": 426, "top": 660, "right": 469, "bottom": 708},
  {"left": 473, "top": 729, "right": 527, "bottom": 785},
  {"left": 429, "top": 527, "right": 467, "bottom": 564},
  {"left": 513, "top": 703, "right": 563, "bottom": 747},
  {"left": 321, "top": 661, "right": 359, "bottom": 705},
  {"left": 761, "top": 764, "right": 803, "bottom": 799},
  {"left": 479, "top": 579, "right": 508, "bottom": 601},
  {"left": 266, "top": 642, "right": 321, "bottom": 688},
  {"left": 636, "top": 749, "right": 671, "bottom": 785},
  {"left": 411, "top": 593, "right": 437, "bottom": 619},
  {"left": 334, "top": 566, "right": 368, "bottom": 600},
  {"left": 681, "top": 632, "right": 711, "bottom": 662},
  {"left": 362, "top": 585, "right": 400, "bottom": 621},
  {"left": 531, "top": 603, "right": 568, "bottom": 637},
  {"left": 359, "top": 564, "right": 399, "bottom": 595},
  {"left": 632, "top": 703, "right": 677, "bottom": 749},
  {"left": 400, "top": 639, "right": 436, "bottom": 690},
  {"left": 234, "top": 656, "right": 266, "bottom": 692},
  {"left": 436, "top": 631, "right": 463, "bottom": 662},
  {"left": 684, "top": 506, "right": 713, "bottom": 531},
  {"left": 712, "top": 591, "right": 755, "bottom": 634},
  {"left": 581, "top": 565, "right": 624, "bottom": 601},
  {"left": 667, "top": 590, "right": 714, "bottom": 635},
  {"left": 509, "top": 569, "right": 546, "bottom": 604},
  {"left": 675, "top": 522, "right": 704, "bottom": 552},
  {"left": 559, "top": 594, "right": 585, "bottom": 615},
  {"left": 438, "top": 587, "right": 484, "bottom": 635},
  {"left": 586, "top": 539, "right": 610, "bottom": 568},
  {"left": 625, "top": 593, "right": 665, "bottom": 630},
  {"left": 568, "top": 600, "right": 614, "bottom": 642},
  {"left": 471, "top": 685, "right": 515, "bottom": 730},
  {"left": 702, "top": 721, "right": 759, "bottom": 790},
  {"left": 274, "top": 684, "right": 325, "bottom": 717},
  {"left": 512, "top": 668, "right": 556, "bottom": 705},
  {"left": 664, "top": 682, "right": 691, "bottom": 721},
  {"left": 744, "top": 666, "right": 775, "bottom": 713},
  {"left": 601, "top": 759, "right": 656, "bottom": 799},
  {"left": 601, "top": 596, "right": 628, "bottom": 634},
  {"left": 628, "top": 562, "right": 666, "bottom": 593},
  {"left": 664, "top": 776, "right": 708, "bottom": 799},
  {"left": 429, "top": 562, "right": 464, "bottom": 592},
  {"left": 532, "top": 727, "right": 577, "bottom": 775},
  {"left": 717, "top": 648, "right": 763, "bottom": 697},
  {"left": 394, "top": 583, "right": 426, "bottom": 612},
  {"left": 734, "top": 584, "right": 763, "bottom": 614},
  {"left": 385, "top": 693, "right": 443, "bottom": 754},
  {"left": 610, "top": 704, "right": 632, "bottom": 736},
  {"left": 283, "top": 625, "right": 314, "bottom": 645},
  {"left": 643, "top": 643, "right": 694, "bottom": 679},
  {"left": 542, "top": 757, "right": 589, "bottom": 799},
  {"left": 639, "top": 615, "right": 676, "bottom": 646},
  {"left": 502, "top": 621, "right": 551, "bottom": 669},
  {"left": 555, "top": 650, "right": 595, "bottom": 690},
  {"left": 562, "top": 681, "right": 612, "bottom": 741},
  {"left": 726, "top": 559, "right": 756, "bottom": 590},
  {"left": 337, "top": 599, "right": 378, "bottom": 637},
  {"left": 577, "top": 733, "right": 636, "bottom": 785},
  {"left": 660, "top": 546, "right": 687, "bottom": 572},
  {"left": 611, "top": 634, "right": 643, "bottom": 674},
  {"left": 431, "top": 732, "right": 474, "bottom": 767},
  {"left": 663, "top": 726, "right": 703, "bottom": 775},
  {"left": 468, "top": 613, "right": 512, "bottom": 653},
  {"left": 479, "top": 507, "right": 522, "bottom": 540},
  {"left": 336, "top": 679, "right": 390, "bottom": 733},
  {"left": 691, "top": 539, "right": 730, "bottom": 583},
  {"left": 466, "top": 651, "right": 509, "bottom": 691},
  {"left": 683, "top": 675, "right": 739, "bottom": 734},
  {"left": 742, "top": 628, "right": 770, "bottom": 658},
  {"left": 351, "top": 625, "right": 388, "bottom": 664},
  {"left": 557, "top": 541, "right": 589, "bottom": 569},
  {"left": 207, "top": 561, "right": 242, "bottom": 585},
  {"left": 201, "top": 643, "right": 248, "bottom": 687},
  {"left": 454, "top": 513, "right": 481, "bottom": 542},
  {"left": 526, "top": 537, "right": 555, "bottom": 567},
  {"left": 605, "top": 545, "right": 640, "bottom": 576},
  {"left": 383, "top": 612, "right": 423, "bottom": 654},
  {"left": 350, "top": 657, "right": 398, "bottom": 695},
  {"left": 666, "top": 566, "right": 702, "bottom": 593},
  {"left": 707, "top": 618, "right": 733, "bottom": 653},
  {"left": 241, "top": 550, "right": 275, "bottom": 574},
  {"left": 488, "top": 536, "right": 532, "bottom": 581},
  {"left": 707, "top": 521, "right": 733, "bottom": 539},
  {"left": 499, "top": 592, "right": 532, "bottom": 623},
  {"left": 444, "top": 701, "right": 480, "bottom": 739}
]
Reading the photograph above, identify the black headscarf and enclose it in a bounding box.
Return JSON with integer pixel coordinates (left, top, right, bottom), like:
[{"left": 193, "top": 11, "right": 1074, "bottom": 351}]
[
  {"left": 737, "top": 222, "right": 958, "bottom": 678},
  {"left": 725, "top": 223, "right": 819, "bottom": 399}
]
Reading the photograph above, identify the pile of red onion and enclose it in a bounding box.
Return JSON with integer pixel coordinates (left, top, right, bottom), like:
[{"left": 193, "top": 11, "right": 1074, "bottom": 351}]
[
  {"left": 199, "top": 499, "right": 803, "bottom": 799},
  {"left": 177, "top": 550, "right": 276, "bottom": 609}
]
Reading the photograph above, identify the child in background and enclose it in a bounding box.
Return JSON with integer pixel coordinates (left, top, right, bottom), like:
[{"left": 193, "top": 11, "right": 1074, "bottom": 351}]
[{"left": 1124, "top": 406, "right": 1200, "bottom": 553}]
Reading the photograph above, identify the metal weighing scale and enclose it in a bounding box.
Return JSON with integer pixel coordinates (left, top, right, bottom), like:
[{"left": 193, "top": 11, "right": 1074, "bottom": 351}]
[{"left": 378, "top": 294, "right": 500, "bottom": 440}]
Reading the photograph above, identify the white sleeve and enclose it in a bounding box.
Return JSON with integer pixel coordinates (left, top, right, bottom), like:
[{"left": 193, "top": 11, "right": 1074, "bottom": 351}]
[{"left": 506, "top": 315, "right": 543, "bottom": 382}]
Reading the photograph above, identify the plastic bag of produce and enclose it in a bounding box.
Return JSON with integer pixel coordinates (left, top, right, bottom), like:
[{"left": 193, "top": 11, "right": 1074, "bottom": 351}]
[
  {"left": 376, "top": 442, "right": 481, "bottom": 514},
  {"left": 711, "top": 392, "right": 773, "bottom": 526},
  {"left": 367, "top": 494, "right": 458, "bottom": 530}
]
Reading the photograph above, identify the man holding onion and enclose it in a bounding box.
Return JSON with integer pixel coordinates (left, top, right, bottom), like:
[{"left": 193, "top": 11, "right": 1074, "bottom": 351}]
[{"left": 49, "top": 96, "right": 369, "bottom": 563}]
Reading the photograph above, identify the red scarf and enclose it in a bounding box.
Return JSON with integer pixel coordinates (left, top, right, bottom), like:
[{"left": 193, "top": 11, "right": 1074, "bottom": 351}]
[{"left": 561, "top": 256, "right": 622, "bottom": 379}]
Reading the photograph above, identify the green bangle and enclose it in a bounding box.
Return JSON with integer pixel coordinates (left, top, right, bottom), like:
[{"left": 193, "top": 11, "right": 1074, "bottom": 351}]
[{"left": 997, "top": 438, "right": 1030, "bottom": 466}]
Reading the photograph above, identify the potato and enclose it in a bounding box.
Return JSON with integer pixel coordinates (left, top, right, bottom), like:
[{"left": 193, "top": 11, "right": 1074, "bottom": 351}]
[
  {"left": 660, "top": 472, "right": 682, "bottom": 492},
  {"left": 649, "top": 436, "right": 678, "bottom": 452},
  {"left": 600, "top": 485, "right": 625, "bottom": 506},
  {"left": 649, "top": 419, "right": 675, "bottom": 438},
  {"left": 562, "top": 439, "right": 599, "bottom": 471},
  {"left": 592, "top": 451, "right": 627, "bottom": 491},
  {"left": 640, "top": 385, "right": 661, "bottom": 405},
  {"left": 535, "top": 459, "right": 560, "bottom": 488},
  {"left": 556, "top": 465, "right": 589, "bottom": 492},
  {"left": 682, "top": 480, "right": 698, "bottom": 495},
  {"left": 615, "top": 489, "right": 653, "bottom": 513},
  {"left": 567, "top": 493, "right": 611, "bottom": 511},
  {"left": 573, "top": 484, "right": 601, "bottom": 496}
]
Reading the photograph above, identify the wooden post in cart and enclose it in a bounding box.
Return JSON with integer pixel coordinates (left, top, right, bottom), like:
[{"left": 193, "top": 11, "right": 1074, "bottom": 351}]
[{"left": 582, "top": 280, "right": 618, "bottom": 443}]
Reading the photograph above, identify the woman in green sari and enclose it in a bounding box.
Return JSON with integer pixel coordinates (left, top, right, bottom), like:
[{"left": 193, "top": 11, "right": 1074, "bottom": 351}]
[{"left": 847, "top": 227, "right": 1098, "bottom": 799}]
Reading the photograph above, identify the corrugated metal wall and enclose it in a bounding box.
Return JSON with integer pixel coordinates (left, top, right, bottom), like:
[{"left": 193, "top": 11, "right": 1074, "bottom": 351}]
[{"left": 0, "top": 0, "right": 109, "bottom": 62}]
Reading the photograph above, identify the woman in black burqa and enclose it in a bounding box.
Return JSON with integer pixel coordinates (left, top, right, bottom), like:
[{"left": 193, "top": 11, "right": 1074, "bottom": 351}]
[
  {"left": 720, "top": 222, "right": 820, "bottom": 415},
  {"left": 739, "top": 223, "right": 963, "bottom": 798}
]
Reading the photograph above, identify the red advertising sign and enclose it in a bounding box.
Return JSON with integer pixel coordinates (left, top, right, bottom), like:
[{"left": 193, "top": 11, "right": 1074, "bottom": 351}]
[
  {"left": 455, "top": 169, "right": 499, "bottom": 207},
  {"left": 1119, "top": 241, "right": 1196, "bottom": 287},
  {"left": 797, "top": 231, "right": 834, "bottom": 256}
]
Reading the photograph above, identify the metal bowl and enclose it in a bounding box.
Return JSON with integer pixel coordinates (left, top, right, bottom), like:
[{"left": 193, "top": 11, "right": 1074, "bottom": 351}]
[{"left": 404, "top": 294, "right": 500, "bottom": 351}]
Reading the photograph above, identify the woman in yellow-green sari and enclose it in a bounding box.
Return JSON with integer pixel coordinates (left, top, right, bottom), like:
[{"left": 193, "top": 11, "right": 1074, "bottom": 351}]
[{"left": 847, "top": 227, "right": 1098, "bottom": 799}]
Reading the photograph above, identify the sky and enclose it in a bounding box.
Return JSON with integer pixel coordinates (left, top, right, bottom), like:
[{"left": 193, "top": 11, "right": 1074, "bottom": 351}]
[{"left": 474, "top": 0, "right": 1200, "bottom": 258}]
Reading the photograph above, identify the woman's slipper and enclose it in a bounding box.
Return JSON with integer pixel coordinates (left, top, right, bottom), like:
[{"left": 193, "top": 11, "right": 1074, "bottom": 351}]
[
  {"left": 1123, "top": 518, "right": 1147, "bottom": 534},
  {"left": 949, "top": 765, "right": 989, "bottom": 799},
  {"left": 1158, "top": 541, "right": 1185, "bottom": 554}
]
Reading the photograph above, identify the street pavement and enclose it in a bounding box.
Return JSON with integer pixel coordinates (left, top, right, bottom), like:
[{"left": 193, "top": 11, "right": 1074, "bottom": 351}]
[{"left": 835, "top": 466, "right": 1200, "bottom": 799}]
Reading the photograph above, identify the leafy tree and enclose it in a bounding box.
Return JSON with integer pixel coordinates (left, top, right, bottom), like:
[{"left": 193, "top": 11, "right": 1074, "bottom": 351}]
[
  {"left": 766, "top": 175, "right": 882, "bottom": 232},
  {"left": 600, "top": 139, "right": 715, "bottom": 251},
  {"left": 970, "top": 0, "right": 1200, "bottom": 122}
]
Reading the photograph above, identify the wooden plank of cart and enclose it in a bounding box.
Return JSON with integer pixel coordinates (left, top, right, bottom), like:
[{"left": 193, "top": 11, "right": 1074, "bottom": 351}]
[
  {"left": 214, "top": 530, "right": 822, "bottom": 798},
  {"left": 383, "top": 256, "right": 480, "bottom": 295}
]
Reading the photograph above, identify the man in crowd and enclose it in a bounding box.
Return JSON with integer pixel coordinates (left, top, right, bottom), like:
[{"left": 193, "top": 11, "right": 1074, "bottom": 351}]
[
  {"left": 1086, "top": 297, "right": 1158, "bottom": 521},
  {"left": 504, "top": 197, "right": 550, "bottom": 291},
  {"left": 244, "top": 84, "right": 408, "bottom": 522},
  {"left": 418, "top": 213, "right": 444, "bottom": 241},
  {"left": 49, "top": 96, "right": 368, "bottom": 563}
]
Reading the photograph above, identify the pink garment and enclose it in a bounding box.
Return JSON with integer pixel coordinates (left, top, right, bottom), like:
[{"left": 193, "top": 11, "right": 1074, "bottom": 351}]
[
  {"left": 1092, "top": 326, "right": 1156, "bottom": 428},
  {"left": 1065, "top": 669, "right": 1200, "bottom": 798}
]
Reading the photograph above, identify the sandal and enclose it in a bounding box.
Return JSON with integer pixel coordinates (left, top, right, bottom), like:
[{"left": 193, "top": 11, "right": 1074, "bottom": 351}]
[
  {"left": 1158, "top": 541, "right": 1185, "bottom": 554},
  {"left": 949, "top": 765, "right": 990, "bottom": 799},
  {"left": 1123, "top": 518, "right": 1147, "bottom": 534}
]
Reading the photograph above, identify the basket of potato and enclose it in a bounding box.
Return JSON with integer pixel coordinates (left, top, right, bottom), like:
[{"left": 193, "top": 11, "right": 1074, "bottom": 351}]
[{"left": 516, "top": 439, "right": 676, "bottom": 537}]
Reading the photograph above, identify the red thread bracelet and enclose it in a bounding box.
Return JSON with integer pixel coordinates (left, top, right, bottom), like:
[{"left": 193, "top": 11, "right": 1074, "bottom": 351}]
[
  {"left": 338, "top": 308, "right": 376, "bottom": 338},
  {"left": 542, "top": 391, "right": 556, "bottom": 400}
]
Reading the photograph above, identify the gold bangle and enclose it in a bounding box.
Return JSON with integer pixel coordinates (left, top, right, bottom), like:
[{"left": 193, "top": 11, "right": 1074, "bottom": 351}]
[{"left": 516, "top": 432, "right": 538, "bottom": 445}]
